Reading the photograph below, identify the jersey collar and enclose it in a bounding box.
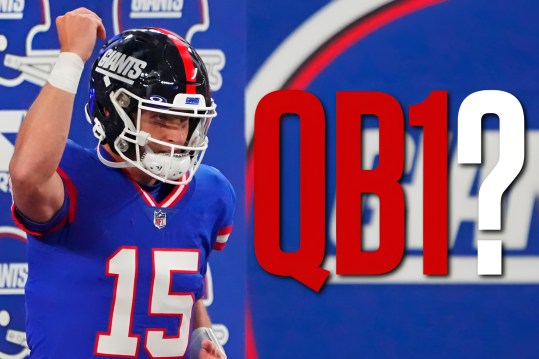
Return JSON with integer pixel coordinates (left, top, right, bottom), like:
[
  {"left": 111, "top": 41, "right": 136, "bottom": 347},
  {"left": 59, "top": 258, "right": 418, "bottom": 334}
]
[{"left": 97, "top": 145, "right": 189, "bottom": 208}]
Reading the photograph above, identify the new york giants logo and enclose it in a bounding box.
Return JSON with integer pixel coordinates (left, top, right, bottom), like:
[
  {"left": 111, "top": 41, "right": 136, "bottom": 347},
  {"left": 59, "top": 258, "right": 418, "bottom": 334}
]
[
  {"left": 112, "top": 0, "right": 225, "bottom": 91},
  {"left": 96, "top": 49, "right": 148, "bottom": 85},
  {"left": 130, "top": 0, "right": 184, "bottom": 19},
  {"left": 0, "top": 0, "right": 60, "bottom": 89},
  {"left": 0, "top": 0, "right": 24, "bottom": 19},
  {"left": 0, "top": 227, "right": 29, "bottom": 358}
]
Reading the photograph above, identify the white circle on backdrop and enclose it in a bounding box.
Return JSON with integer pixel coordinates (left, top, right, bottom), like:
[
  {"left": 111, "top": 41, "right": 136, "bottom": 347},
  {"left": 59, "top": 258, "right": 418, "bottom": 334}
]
[
  {"left": 0, "top": 35, "right": 8, "bottom": 52},
  {"left": 0, "top": 310, "right": 10, "bottom": 327}
]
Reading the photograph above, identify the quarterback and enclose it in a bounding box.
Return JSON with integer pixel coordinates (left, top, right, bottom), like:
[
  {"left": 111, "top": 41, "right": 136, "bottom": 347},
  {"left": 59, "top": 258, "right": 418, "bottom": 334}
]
[{"left": 9, "top": 8, "right": 234, "bottom": 359}]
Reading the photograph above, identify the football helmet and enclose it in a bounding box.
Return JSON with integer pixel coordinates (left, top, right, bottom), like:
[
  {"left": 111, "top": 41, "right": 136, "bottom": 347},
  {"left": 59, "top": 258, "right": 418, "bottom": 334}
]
[{"left": 85, "top": 27, "right": 216, "bottom": 185}]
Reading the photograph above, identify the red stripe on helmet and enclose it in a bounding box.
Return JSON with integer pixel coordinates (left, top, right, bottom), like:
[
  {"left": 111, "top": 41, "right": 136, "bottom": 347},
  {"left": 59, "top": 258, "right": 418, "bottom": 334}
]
[{"left": 154, "top": 28, "right": 197, "bottom": 94}]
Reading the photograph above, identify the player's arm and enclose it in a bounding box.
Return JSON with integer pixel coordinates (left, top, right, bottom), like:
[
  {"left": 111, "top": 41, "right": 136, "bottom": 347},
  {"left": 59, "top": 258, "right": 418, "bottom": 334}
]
[
  {"left": 8, "top": 8, "right": 105, "bottom": 223},
  {"left": 193, "top": 299, "right": 212, "bottom": 328}
]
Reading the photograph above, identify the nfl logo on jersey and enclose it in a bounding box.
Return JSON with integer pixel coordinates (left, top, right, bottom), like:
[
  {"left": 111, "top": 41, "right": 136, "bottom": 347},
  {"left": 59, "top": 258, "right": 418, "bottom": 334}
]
[{"left": 153, "top": 210, "right": 166, "bottom": 229}]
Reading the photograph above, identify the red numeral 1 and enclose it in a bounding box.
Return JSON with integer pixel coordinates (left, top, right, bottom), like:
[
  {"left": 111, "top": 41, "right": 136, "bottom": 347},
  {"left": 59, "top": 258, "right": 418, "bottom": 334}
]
[
  {"left": 409, "top": 91, "right": 449, "bottom": 274},
  {"left": 96, "top": 247, "right": 140, "bottom": 357}
]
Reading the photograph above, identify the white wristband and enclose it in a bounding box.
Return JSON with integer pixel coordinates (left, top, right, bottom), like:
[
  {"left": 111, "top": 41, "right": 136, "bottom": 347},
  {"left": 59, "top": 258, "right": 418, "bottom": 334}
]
[
  {"left": 188, "top": 327, "right": 227, "bottom": 358},
  {"left": 47, "top": 52, "right": 84, "bottom": 94}
]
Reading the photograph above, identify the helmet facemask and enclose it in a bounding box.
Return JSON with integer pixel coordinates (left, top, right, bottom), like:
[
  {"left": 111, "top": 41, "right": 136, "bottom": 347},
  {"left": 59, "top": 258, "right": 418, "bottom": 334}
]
[{"left": 91, "top": 87, "right": 216, "bottom": 185}]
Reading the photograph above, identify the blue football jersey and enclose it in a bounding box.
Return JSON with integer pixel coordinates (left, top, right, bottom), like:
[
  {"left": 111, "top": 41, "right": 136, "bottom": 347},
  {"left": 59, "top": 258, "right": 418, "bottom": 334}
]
[{"left": 12, "top": 140, "right": 235, "bottom": 358}]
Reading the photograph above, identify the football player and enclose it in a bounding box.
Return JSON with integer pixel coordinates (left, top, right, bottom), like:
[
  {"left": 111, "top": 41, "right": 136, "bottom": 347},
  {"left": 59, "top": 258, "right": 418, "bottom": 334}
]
[{"left": 9, "top": 7, "right": 233, "bottom": 359}]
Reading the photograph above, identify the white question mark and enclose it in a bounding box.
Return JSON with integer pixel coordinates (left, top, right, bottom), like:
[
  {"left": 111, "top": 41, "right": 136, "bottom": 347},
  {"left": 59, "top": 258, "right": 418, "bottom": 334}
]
[{"left": 458, "top": 90, "right": 525, "bottom": 275}]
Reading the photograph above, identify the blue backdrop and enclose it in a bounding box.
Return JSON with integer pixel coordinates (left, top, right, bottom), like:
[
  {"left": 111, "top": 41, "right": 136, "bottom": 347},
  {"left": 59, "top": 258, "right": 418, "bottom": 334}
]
[{"left": 247, "top": 0, "right": 539, "bottom": 358}]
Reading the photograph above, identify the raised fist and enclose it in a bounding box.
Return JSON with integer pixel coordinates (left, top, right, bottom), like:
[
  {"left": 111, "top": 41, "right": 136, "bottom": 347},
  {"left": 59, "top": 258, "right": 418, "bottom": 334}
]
[{"left": 56, "top": 8, "right": 106, "bottom": 63}]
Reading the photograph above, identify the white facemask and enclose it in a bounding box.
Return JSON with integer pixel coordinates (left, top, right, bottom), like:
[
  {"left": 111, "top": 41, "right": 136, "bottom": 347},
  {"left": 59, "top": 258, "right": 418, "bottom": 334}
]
[{"left": 91, "top": 88, "right": 216, "bottom": 185}]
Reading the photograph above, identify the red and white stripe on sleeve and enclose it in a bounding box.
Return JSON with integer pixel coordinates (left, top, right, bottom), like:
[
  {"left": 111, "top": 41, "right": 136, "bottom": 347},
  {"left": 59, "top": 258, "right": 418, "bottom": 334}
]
[{"left": 213, "top": 225, "right": 232, "bottom": 251}]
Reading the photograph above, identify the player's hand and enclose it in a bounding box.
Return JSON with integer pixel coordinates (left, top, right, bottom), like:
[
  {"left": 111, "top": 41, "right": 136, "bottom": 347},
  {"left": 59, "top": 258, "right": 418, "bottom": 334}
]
[
  {"left": 56, "top": 8, "right": 106, "bottom": 63},
  {"left": 198, "top": 339, "right": 226, "bottom": 359}
]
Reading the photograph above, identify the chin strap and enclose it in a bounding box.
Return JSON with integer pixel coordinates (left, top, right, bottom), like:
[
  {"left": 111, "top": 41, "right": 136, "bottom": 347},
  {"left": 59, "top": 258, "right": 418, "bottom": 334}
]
[
  {"left": 91, "top": 115, "right": 133, "bottom": 169},
  {"left": 95, "top": 143, "right": 133, "bottom": 169}
]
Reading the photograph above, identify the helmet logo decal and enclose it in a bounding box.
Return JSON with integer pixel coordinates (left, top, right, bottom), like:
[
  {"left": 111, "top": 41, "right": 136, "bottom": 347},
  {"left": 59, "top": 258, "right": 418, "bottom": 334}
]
[
  {"left": 185, "top": 97, "right": 199, "bottom": 105},
  {"left": 153, "top": 210, "right": 167, "bottom": 229},
  {"left": 96, "top": 49, "right": 147, "bottom": 85}
]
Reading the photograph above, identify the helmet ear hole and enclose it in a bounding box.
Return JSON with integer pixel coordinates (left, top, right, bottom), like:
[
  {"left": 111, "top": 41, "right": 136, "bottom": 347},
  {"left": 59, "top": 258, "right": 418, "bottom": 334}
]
[
  {"left": 117, "top": 93, "right": 131, "bottom": 108},
  {"left": 122, "top": 98, "right": 138, "bottom": 121}
]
